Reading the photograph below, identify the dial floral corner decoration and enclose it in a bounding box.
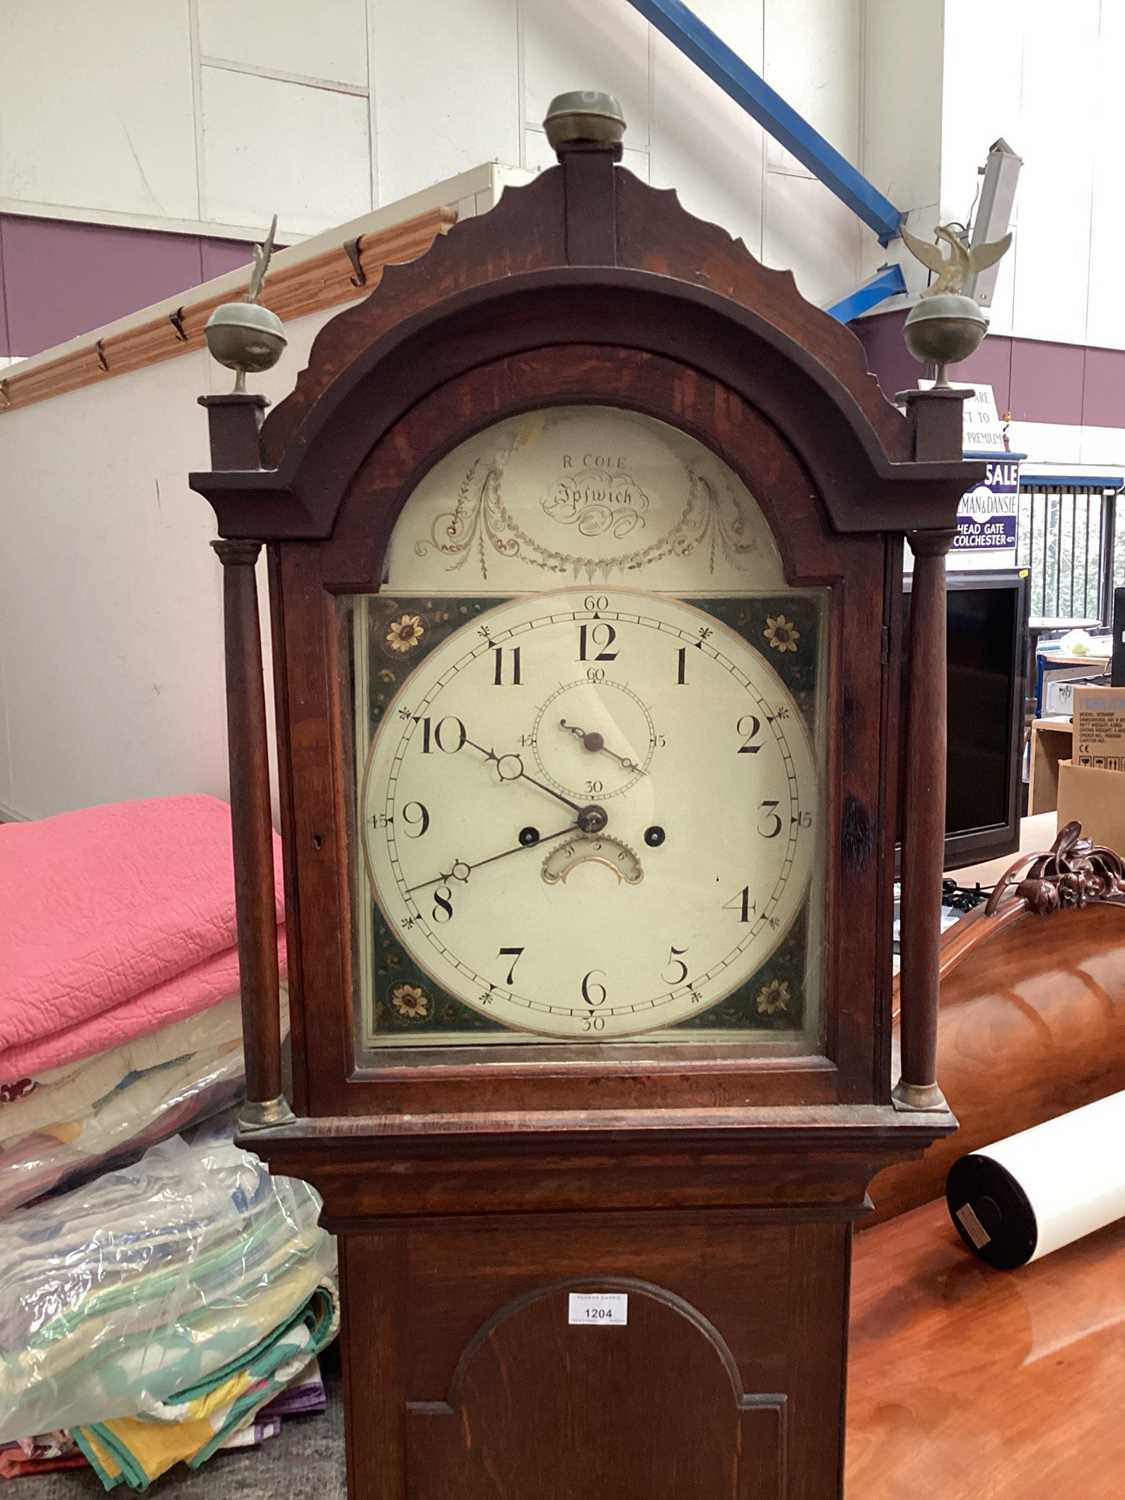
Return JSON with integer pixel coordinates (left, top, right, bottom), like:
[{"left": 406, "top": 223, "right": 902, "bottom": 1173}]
[
  {"left": 390, "top": 983, "right": 430, "bottom": 1020},
  {"left": 756, "top": 978, "right": 791, "bottom": 1017},
  {"left": 764, "top": 614, "right": 800, "bottom": 654},
  {"left": 386, "top": 613, "right": 425, "bottom": 653}
]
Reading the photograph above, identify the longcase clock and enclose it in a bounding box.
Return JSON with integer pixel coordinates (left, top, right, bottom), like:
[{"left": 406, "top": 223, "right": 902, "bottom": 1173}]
[{"left": 191, "top": 92, "right": 982, "bottom": 1500}]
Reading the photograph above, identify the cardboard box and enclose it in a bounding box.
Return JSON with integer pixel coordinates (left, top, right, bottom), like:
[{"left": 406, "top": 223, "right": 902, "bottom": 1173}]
[
  {"left": 1072, "top": 686, "right": 1125, "bottom": 772},
  {"left": 1057, "top": 760, "right": 1125, "bottom": 853}
]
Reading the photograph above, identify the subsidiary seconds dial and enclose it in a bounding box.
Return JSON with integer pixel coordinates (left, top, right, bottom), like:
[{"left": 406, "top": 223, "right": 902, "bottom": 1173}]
[{"left": 360, "top": 588, "right": 817, "bottom": 1039}]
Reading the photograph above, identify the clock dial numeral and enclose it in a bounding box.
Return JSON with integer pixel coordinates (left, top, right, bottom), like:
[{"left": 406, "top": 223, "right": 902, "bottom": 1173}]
[
  {"left": 757, "top": 800, "right": 782, "bottom": 839},
  {"left": 736, "top": 714, "right": 763, "bottom": 754},
  {"left": 577, "top": 622, "right": 618, "bottom": 662},
  {"left": 585, "top": 779, "right": 604, "bottom": 794},
  {"left": 420, "top": 716, "right": 466, "bottom": 754},
  {"left": 723, "top": 885, "right": 756, "bottom": 923},
  {"left": 401, "top": 800, "right": 430, "bottom": 838},
  {"left": 581, "top": 969, "right": 608, "bottom": 1008},
  {"left": 491, "top": 646, "right": 523, "bottom": 686},
  {"left": 581, "top": 1014, "right": 606, "bottom": 1032},
  {"left": 675, "top": 646, "right": 688, "bottom": 685},
  {"left": 662, "top": 945, "right": 689, "bottom": 985},
  {"left": 432, "top": 886, "right": 454, "bottom": 922},
  {"left": 583, "top": 594, "right": 609, "bottom": 611},
  {"left": 497, "top": 946, "right": 524, "bottom": 986}
]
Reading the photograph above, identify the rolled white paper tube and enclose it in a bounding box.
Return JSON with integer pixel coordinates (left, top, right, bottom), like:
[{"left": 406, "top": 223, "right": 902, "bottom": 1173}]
[{"left": 945, "top": 1090, "right": 1125, "bottom": 1269}]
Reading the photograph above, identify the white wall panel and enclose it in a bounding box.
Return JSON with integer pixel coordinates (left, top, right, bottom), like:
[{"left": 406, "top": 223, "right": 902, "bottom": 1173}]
[
  {"left": 0, "top": 646, "right": 13, "bottom": 819},
  {"left": 370, "top": 0, "right": 519, "bottom": 206},
  {"left": 860, "top": 0, "right": 943, "bottom": 282},
  {"left": 1084, "top": 2, "right": 1125, "bottom": 350},
  {"left": 1006, "top": 0, "right": 1097, "bottom": 345},
  {"left": 198, "top": 0, "right": 369, "bottom": 87},
  {"left": 1077, "top": 426, "right": 1125, "bottom": 468},
  {"left": 0, "top": 351, "right": 223, "bottom": 820},
  {"left": 521, "top": 0, "right": 651, "bottom": 147},
  {"left": 0, "top": 0, "right": 198, "bottom": 221},
  {"left": 763, "top": 171, "right": 860, "bottom": 308},
  {"left": 200, "top": 66, "right": 371, "bottom": 235},
  {"left": 763, "top": 0, "right": 860, "bottom": 176},
  {"left": 1008, "top": 420, "right": 1084, "bottom": 466},
  {"left": 649, "top": 2, "right": 766, "bottom": 258},
  {"left": 522, "top": 129, "right": 650, "bottom": 181},
  {"left": 937, "top": 0, "right": 1023, "bottom": 336}
]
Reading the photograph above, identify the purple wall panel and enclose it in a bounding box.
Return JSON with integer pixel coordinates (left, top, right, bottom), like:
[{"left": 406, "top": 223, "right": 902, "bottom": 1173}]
[
  {"left": 1081, "top": 346, "right": 1125, "bottom": 429},
  {"left": 949, "top": 335, "right": 1013, "bottom": 413},
  {"left": 0, "top": 219, "right": 10, "bottom": 357},
  {"left": 1009, "top": 338, "right": 1086, "bottom": 426},
  {"left": 854, "top": 310, "right": 917, "bottom": 404},
  {"left": 855, "top": 309, "right": 1015, "bottom": 414},
  {"left": 200, "top": 239, "right": 255, "bottom": 283},
  {"left": 1, "top": 215, "right": 205, "bottom": 357}
]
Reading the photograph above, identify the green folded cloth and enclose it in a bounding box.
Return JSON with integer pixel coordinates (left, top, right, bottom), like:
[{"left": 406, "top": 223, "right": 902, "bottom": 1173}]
[{"left": 72, "top": 1282, "right": 339, "bottom": 1491}]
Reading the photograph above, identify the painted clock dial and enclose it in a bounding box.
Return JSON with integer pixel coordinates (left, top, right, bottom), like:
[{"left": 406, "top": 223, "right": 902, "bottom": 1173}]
[{"left": 357, "top": 587, "right": 818, "bottom": 1041}]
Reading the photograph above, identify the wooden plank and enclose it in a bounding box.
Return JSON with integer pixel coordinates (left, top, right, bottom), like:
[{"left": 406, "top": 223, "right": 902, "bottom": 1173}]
[{"left": 0, "top": 208, "right": 455, "bottom": 416}]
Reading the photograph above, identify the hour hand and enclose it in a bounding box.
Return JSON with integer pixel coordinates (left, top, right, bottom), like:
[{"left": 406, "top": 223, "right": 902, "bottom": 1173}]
[{"left": 559, "top": 719, "right": 643, "bottom": 773}]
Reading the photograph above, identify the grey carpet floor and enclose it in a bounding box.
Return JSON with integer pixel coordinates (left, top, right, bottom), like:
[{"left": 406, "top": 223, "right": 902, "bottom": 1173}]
[{"left": 15, "top": 1368, "right": 346, "bottom": 1499}]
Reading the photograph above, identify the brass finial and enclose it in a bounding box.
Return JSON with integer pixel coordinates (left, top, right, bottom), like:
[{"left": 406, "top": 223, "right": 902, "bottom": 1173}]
[
  {"left": 900, "top": 223, "right": 1012, "bottom": 387},
  {"left": 543, "top": 91, "right": 627, "bottom": 156},
  {"left": 203, "top": 214, "right": 287, "bottom": 393}
]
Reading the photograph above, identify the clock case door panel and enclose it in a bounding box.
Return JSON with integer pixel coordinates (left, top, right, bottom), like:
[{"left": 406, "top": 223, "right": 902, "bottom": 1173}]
[{"left": 269, "top": 352, "right": 890, "bottom": 1119}]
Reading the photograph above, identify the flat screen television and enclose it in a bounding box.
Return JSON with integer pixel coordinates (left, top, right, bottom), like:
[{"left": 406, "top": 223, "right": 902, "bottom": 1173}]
[{"left": 901, "top": 569, "right": 1030, "bottom": 873}]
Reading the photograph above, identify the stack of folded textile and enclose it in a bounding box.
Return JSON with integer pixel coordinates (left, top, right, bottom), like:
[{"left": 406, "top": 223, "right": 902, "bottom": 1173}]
[
  {"left": 0, "top": 1362, "right": 328, "bottom": 1478},
  {"left": 0, "top": 1135, "right": 338, "bottom": 1490},
  {"left": 0, "top": 795, "right": 287, "bottom": 1212}
]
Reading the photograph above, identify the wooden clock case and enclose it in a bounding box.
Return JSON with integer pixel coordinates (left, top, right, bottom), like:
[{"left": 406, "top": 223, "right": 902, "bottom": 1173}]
[{"left": 191, "top": 128, "right": 982, "bottom": 1499}]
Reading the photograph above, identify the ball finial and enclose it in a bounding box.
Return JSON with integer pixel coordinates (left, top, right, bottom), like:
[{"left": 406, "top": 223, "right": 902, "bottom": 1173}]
[
  {"left": 903, "top": 293, "right": 988, "bottom": 388},
  {"left": 899, "top": 221, "right": 1010, "bottom": 386},
  {"left": 543, "top": 91, "right": 627, "bottom": 156},
  {"left": 203, "top": 214, "right": 287, "bottom": 392}
]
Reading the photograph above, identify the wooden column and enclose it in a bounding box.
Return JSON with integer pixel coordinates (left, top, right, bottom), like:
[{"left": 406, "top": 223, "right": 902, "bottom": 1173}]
[
  {"left": 212, "top": 537, "right": 292, "bottom": 1126},
  {"left": 894, "top": 386, "right": 969, "bottom": 1111}
]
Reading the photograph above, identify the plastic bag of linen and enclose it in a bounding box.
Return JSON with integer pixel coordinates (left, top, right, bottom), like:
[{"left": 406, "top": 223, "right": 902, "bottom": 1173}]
[{"left": 0, "top": 1134, "right": 337, "bottom": 1489}]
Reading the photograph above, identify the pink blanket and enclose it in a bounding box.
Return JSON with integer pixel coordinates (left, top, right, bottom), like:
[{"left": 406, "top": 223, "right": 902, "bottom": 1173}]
[{"left": 0, "top": 796, "right": 285, "bottom": 1083}]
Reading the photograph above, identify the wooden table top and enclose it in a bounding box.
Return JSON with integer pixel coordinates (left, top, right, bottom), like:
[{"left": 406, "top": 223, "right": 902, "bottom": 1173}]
[{"left": 847, "top": 1199, "right": 1125, "bottom": 1498}]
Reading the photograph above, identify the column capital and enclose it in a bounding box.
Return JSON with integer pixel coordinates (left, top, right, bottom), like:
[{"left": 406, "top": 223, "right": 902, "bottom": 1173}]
[{"left": 212, "top": 538, "right": 263, "bottom": 567}]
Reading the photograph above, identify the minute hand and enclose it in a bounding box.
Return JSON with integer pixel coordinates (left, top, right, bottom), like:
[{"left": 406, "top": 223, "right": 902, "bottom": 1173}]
[{"left": 462, "top": 736, "right": 585, "bottom": 815}]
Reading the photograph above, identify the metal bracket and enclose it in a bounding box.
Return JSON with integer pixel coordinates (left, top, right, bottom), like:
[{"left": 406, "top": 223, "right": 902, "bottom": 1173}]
[
  {"left": 824, "top": 264, "right": 908, "bottom": 324},
  {"left": 94, "top": 340, "right": 110, "bottom": 372},
  {"left": 343, "top": 235, "right": 367, "bottom": 287},
  {"left": 168, "top": 306, "right": 189, "bottom": 342}
]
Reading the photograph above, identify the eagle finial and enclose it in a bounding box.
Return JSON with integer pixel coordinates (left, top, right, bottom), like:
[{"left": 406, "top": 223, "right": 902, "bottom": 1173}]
[
  {"left": 247, "top": 214, "right": 279, "bottom": 305},
  {"left": 900, "top": 222, "right": 1011, "bottom": 297}
]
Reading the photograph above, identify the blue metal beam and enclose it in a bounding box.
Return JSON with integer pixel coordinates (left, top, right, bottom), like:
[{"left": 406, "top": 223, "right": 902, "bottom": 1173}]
[
  {"left": 625, "top": 0, "right": 904, "bottom": 244},
  {"left": 824, "top": 263, "right": 908, "bottom": 323}
]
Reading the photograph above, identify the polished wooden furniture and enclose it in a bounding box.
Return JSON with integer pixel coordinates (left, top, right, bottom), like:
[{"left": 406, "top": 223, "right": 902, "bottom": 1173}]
[
  {"left": 848, "top": 1200, "right": 1125, "bottom": 1499},
  {"left": 190, "top": 108, "right": 983, "bottom": 1498},
  {"left": 870, "top": 828, "right": 1125, "bottom": 1225}
]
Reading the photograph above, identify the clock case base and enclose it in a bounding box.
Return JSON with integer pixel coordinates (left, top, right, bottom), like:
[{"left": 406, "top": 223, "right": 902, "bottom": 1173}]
[{"left": 249, "top": 1106, "right": 953, "bottom": 1499}]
